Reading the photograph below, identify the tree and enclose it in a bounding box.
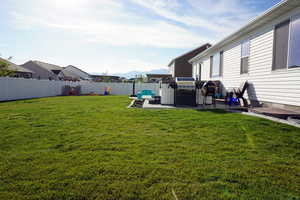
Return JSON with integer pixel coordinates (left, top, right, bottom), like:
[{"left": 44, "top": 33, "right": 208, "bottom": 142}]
[
  {"left": 101, "top": 76, "right": 111, "bottom": 82},
  {"left": 0, "top": 60, "right": 15, "bottom": 77},
  {"left": 135, "top": 74, "right": 146, "bottom": 83}
]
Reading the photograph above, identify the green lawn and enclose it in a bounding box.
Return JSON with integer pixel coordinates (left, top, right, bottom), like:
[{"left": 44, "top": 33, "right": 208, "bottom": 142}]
[{"left": 0, "top": 96, "right": 299, "bottom": 200}]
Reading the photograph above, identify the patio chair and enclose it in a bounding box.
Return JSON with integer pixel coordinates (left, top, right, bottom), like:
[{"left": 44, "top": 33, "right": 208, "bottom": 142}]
[
  {"left": 201, "top": 81, "right": 217, "bottom": 105},
  {"left": 230, "top": 81, "right": 249, "bottom": 107},
  {"left": 195, "top": 81, "right": 206, "bottom": 89}
]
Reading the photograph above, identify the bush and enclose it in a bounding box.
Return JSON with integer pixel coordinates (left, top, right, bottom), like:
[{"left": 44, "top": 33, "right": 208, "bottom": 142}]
[{"left": 0, "top": 60, "right": 14, "bottom": 77}]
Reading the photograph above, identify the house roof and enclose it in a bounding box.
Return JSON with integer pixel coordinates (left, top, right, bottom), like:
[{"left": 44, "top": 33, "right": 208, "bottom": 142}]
[
  {"left": 168, "top": 43, "right": 211, "bottom": 66},
  {"left": 65, "top": 65, "right": 90, "bottom": 76},
  {"left": 90, "top": 75, "right": 120, "bottom": 78},
  {"left": 32, "top": 60, "right": 63, "bottom": 72},
  {"left": 60, "top": 69, "right": 81, "bottom": 79},
  {"left": 189, "top": 0, "right": 300, "bottom": 63},
  {"left": 0, "top": 57, "right": 33, "bottom": 73},
  {"left": 63, "top": 65, "right": 91, "bottom": 80}
]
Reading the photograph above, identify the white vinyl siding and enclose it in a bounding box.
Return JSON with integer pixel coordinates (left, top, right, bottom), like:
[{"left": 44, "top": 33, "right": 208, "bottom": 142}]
[
  {"left": 198, "top": 7, "right": 300, "bottom": 107},
  {"left": 169, "top": 63, "right": 175, "bottom": 77}
]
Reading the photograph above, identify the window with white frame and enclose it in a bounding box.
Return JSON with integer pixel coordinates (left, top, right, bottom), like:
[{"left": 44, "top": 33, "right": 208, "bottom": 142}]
[
  {"left": 212, "top": 53, "right": 220, "bottom": 77},
  {"left": 220, "top": 51, "right": 224, "bottom": 77},
  {"left": 241, "top": 39, "right": 250, "bottom": 74},
  {"left": 273, "top": 14, "right": 300, "bottom": 70},
  {"left": 288, "top": 14, "right": 300, "bottom": 68},
  {"left": 273, "top": 20, "right": 290, "bottom": 70},
  {"left": 210, "top": 53, "right": 221, "bottom": 78},
  {"left": 210, "top": 51, "right": 224, "bottom": 78}
]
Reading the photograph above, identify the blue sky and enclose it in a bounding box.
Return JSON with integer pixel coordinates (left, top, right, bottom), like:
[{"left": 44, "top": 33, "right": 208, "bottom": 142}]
[{"left": 0, "top": 0, "right": 281, "bottom": 74}]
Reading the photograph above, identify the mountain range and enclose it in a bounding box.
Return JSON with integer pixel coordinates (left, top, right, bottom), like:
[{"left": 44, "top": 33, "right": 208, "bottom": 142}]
[
  {"left": 113, "top": 68, "right": 169, "bottom": 78},
  {"left": 91, "top": 68, "right": 170, "bottom": 78}
]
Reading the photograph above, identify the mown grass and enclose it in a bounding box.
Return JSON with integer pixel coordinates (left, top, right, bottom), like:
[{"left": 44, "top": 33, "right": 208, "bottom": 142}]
[{"left": 0, "top": 96, "right": 299, "bottom": 200}]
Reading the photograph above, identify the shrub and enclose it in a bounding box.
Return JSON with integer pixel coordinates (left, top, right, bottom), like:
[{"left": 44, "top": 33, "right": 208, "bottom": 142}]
[{"left": 0, "top": 60, "right": 15, "bottom": 77}]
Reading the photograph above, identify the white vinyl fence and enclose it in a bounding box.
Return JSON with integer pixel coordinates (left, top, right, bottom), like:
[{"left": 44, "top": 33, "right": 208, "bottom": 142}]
[{"left": 0, "top": 77, "right": 159, "bottom": 101}]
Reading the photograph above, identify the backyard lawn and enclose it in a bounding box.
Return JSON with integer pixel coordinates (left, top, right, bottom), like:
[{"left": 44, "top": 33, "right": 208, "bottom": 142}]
[{"left": 0, "top": 96, "right": 299, "bottom": 200}]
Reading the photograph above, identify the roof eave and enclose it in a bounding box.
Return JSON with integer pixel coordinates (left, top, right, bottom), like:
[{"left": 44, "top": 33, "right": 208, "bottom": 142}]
[
  {"left": 189, "top": 0, "right": 300, "bottom": 63},
  {"left": 168, "top": 60, "right": 175, "bottom": 67},
  {"left": 168, "top": 43, "right": 211, "bottom": 66}
]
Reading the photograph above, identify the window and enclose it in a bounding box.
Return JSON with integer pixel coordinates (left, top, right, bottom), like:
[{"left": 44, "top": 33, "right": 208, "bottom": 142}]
[
  {"left": 241, "top": 40, "right": 250, "bottom": 74},
  {"left": 273, "top": 20, "right": 290, "bottom": 70},
  {"left": 220, "top": 51, "right": 224, "bottom": 77},
  {"left": 210, "top": 52, "right": 222, "bottom": 78},
  {"left": 210, "top": 56, "right": 213, "bottom": 78},
  {"left": 212, "top": 53, "right": 220, "bottom": 77},
  {"left": 288, "top": 14, "right": 300, "bottom": 68},
  {"left": 197, "top": 63, "right": 202, "bottom": 80}
]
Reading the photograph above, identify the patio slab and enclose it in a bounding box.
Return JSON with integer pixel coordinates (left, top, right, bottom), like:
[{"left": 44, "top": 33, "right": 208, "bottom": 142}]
[
  {"left": 242, "top": 111, "right": 300, "bottom": 129},
  {"left": 143, "top": 100, "right": 245, "bottom": 110},
  {"left": 251, "top": 107, "right": 300, "bottom": 119},
  {"left": 143, "top": 100, "right": 176, "bottom": 109}
]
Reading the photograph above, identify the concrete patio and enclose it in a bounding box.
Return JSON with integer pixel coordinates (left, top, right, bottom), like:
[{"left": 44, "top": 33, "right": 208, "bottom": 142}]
[
  {"left": 142, "top": 99, "right": 247, "bottom": 111},
  {"left": 141, "top": 99, "right": 300, "bottom": 128}
]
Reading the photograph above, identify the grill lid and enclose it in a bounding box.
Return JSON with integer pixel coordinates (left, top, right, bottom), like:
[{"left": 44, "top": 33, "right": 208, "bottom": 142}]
[{"left": 175, "top": 77, "right": 195, "bottom": 86}]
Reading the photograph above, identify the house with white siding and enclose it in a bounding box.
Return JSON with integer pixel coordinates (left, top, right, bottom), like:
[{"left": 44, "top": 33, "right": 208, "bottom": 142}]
[{"left": 190, "top": 0, "right": 300, "bottom": 110}]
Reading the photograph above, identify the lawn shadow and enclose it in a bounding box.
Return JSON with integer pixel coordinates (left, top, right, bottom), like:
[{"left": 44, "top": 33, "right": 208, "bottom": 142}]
[{"left": 196, "top": 109, "right": 230, "bottom": 114}]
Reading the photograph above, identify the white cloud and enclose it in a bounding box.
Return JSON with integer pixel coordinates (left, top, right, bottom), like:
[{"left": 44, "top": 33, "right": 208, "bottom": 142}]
[
  {"left": 7, "top": 0, "right": 260, "bottom": 73},
  {"left": 10, "top": 0, "right": 258, "bottom": 47},
  {"left": 130, "top": 0, "right": 258, "bottom": 38},
  {"left": 10, "top": 0, "right": 209, "bottom": 49},
  {"left": 75, "top": 58, "right": 166, "bottom": 74},
  {"left": 11, "top": 13, "right": 208, "bottom": 49},
  {"left": 106, "top": 59, "right": 165, "bottom": 74}
]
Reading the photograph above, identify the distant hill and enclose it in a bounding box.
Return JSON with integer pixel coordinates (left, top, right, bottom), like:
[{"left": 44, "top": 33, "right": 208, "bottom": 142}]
[{"left": 113, "top": 68, "right": 169, "bottom": 78}]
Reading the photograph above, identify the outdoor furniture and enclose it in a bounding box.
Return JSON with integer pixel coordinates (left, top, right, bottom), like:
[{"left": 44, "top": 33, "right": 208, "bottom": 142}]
[
  {"left": 62, "top": 85, "right": 81, "bottom": 96},
  {"left": 201, "top": 81, "right": 217, "bottom": 105},
  {"left": 149, "top": 96, "right": 161, "bottom": 104},
  {"left": 226, "top": 81, "right": 249, "bottom": 107},
  {"left": 195, "top": 81, "right": 206, "bottom": 89},
  {"left": 137, "top": 90, "right": 156, "bottom": 100},
  {"left": 213, "top": 80, "right": 222, "bottom": 99}
]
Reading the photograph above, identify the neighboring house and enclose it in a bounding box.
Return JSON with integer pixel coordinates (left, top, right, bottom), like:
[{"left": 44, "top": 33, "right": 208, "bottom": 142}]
[
  {"left": 190, "top": 0, "right": 300, "bottom": 109},
  {"left": 146, "top": 74, "right": 172, "bottom": 83},
  {"left": 0, "top": 57, "right": 33, "bottom": 78},
  {"left": 21, "top": 60, "right": 63, "bottom": 80},
  {"left": 91, "top": 75, "right": 121, "bottom": 82},
  {"left": 61, "top": 65, "right": 92, "bottom": 81},
  {"left": 119, "top": 77, "right": 128, "bottom": 82},
  {"left": 168, "top": 43, "right": 211, "bottom": 78},
  {"left": 59, "top": 69, "right": 81, "bottom": 81}
]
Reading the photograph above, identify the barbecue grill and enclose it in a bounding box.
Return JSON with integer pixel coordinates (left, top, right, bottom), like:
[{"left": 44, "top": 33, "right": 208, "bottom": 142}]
[{"left": 174, "top": 77, "right": 196, "bottom": 106}]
